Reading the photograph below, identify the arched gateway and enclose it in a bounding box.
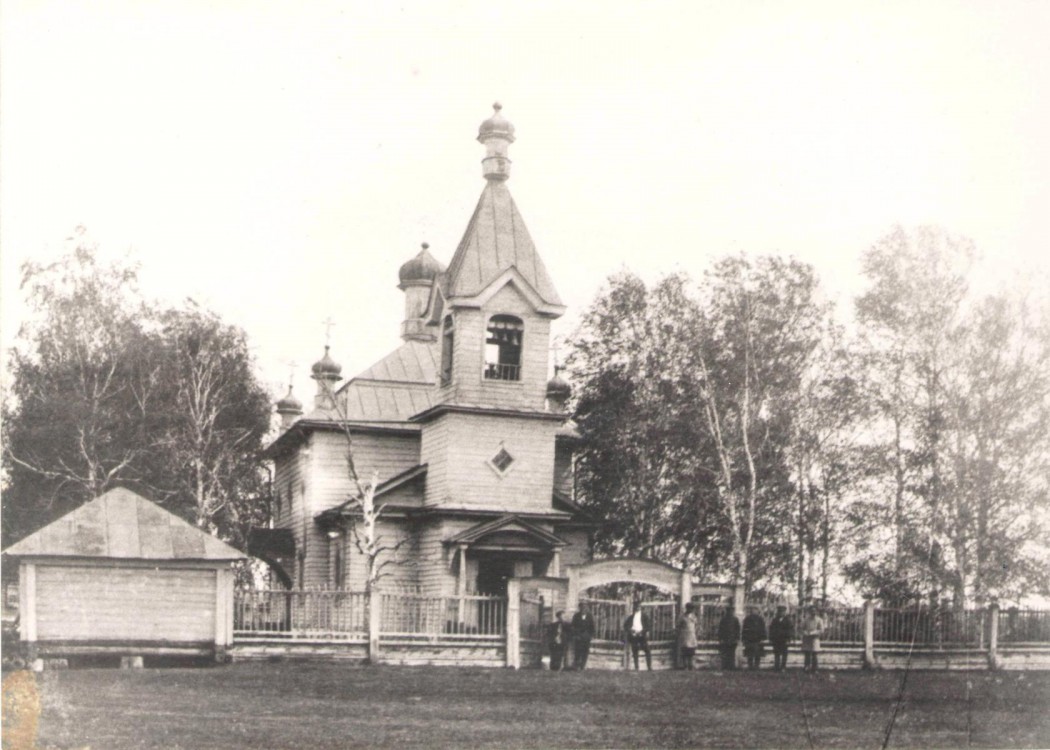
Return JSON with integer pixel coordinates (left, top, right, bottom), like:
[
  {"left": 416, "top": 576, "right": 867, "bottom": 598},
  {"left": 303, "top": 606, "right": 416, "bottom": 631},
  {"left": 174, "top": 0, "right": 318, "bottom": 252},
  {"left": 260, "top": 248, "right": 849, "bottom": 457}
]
[
  {"left": 507, "top": 558, "right": 735, "bottom": 669},
  {"left": 565, "top": 558, "right": 692, "bottom": 612}
]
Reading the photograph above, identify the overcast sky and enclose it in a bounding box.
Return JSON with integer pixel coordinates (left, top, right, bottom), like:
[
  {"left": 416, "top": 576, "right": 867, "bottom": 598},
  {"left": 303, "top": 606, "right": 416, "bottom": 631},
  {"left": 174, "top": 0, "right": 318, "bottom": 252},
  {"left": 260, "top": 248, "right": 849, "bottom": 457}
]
[{"left": 3, "top": 1, "right": 1048, "bottom": 399}]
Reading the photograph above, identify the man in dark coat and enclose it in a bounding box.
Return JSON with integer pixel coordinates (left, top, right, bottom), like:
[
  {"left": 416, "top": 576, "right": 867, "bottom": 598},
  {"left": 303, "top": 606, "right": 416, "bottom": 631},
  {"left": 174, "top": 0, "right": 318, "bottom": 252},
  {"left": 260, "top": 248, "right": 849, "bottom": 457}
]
[
  {"left": 741, "top": 606, "right": 768, "bottom": 670},
  {"left": 769, "top": 604, "right": 795, "bottom": 672},
  {"left": 571, "top": 603, "right": 596, "bottom": 670},
  {"left": 622, "top": 601, "right": 652, "bottom": 670},
  {"left": 717, "top": 605, "right": 741, "bottom": 670},
  {"left": 548, "top": 610, "right": 569, "bottom": 671}
]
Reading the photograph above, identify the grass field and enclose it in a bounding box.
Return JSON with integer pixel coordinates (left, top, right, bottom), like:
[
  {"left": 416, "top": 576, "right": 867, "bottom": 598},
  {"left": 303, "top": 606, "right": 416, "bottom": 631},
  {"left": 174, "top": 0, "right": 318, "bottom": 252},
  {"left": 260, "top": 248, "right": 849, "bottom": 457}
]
[{"left": 6, "top": 662, "right": 1050, "bottom": 749}]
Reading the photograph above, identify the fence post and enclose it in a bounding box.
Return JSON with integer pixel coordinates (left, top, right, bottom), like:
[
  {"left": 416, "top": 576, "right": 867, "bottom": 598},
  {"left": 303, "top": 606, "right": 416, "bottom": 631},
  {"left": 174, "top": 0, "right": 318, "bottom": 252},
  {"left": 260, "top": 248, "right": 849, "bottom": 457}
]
[
  {"left": 987, "top": 602, "right": 1000, "bottom": 670},
  {"left": 368, "top": 589, "right": 381, "bottom": 664},
  {"left": 506, "top": 580, "right": 520, "bottom": 669},
  {"left": 732, "top": 584, "right": 745, "bottom": 669},
  {"left": 863, "top": 598, "right": 875, "bottom": 669}
]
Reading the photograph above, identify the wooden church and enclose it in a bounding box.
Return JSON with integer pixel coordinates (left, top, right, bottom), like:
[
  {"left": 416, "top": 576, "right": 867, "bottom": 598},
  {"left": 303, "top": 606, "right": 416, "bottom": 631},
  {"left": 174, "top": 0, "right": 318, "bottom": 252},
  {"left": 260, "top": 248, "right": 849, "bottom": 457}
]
[{"left": 257, "top": 105, "right": 593, "bottom": 597}]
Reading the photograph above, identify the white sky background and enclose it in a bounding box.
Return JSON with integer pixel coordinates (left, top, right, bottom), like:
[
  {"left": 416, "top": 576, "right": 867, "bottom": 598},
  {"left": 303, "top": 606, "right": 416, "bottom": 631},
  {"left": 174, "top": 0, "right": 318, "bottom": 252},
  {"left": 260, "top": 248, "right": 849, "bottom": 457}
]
[{"left": 2, "top": 0, "right": 1049, "bottom": 398}]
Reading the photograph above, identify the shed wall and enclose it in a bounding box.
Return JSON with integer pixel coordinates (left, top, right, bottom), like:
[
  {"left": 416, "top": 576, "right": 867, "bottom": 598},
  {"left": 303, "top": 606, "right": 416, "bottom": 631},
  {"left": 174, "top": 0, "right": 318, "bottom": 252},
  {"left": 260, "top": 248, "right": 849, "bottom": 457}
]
[{"left": 33, "top": 564, "right": 217, "bottom": 643}]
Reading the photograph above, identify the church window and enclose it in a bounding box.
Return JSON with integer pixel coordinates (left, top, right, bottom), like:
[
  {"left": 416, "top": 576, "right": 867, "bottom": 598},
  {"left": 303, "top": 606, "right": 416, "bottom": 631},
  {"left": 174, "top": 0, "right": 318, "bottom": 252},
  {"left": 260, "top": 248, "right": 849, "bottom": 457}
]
[
  {"left": 440, "top": 315, "right": 455, "bottom": 385},
  {"left": 484, "top": 315, "right": 523, "bottom": 381},
  {"left": 331, "top": 535, "right": 345, "bottom": 589},
  {"left": 489, "top": 445, "right": 515, "bottom": 475}
]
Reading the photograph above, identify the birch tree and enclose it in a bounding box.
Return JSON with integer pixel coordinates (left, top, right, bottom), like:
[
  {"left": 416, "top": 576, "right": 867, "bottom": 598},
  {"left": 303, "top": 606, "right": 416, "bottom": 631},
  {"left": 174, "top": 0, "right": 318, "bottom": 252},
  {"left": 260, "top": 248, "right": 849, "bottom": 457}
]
[
  {"left": 846, "top": 226, "right": 1050, "bottom": 605},
  {"left": 314, "top": 377, "right": 414, "bottom": 594},
  {"left": 569, "top": 258, "right": 837, "bottom": 593},
  {"left": 2, "top": 241, "right": 158, "bottom": 543},
  {"left": 156, "top": 305, "right": 272, "bottom": 538},
  {"left": 691, "top": 255, "right": 832, "bottom": 592},
  {"left": 2, "top": 239, "right": 272, "bottom": 547}
]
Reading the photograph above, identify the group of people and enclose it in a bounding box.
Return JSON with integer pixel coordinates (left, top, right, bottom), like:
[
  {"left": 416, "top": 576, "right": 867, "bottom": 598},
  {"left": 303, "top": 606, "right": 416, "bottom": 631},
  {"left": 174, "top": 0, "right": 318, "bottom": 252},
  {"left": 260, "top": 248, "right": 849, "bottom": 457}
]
[
  {"left": 546, "top": 601, "right": 655, "bottom": 671},
  {"left": 711, "top": 604, "right": 826, "bottom": 672},
  {"left": 546, "top": 607, "right": 597, "bottom": 671},
  {"left": 548, "top": 601, "right": 828, "bottom": 672}
]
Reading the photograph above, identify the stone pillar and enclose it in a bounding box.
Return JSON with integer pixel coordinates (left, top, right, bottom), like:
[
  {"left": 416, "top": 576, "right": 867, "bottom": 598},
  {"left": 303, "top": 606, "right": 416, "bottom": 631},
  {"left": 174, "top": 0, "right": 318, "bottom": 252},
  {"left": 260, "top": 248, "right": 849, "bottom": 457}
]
[
  {"left": 680, "top": 570, "right": 692, "bottom": 609},
  {"left": 506, "top": 579, "right": 521, "bottom": 669},
  {"left": 863, "top": 599, "right": 875, "bottom": 669},
  {"left": 988, "top": 603, "right": 1000, "bottom": 670},
  {"left": 565, "top": 566, "right": 580, "bottom": 615}
]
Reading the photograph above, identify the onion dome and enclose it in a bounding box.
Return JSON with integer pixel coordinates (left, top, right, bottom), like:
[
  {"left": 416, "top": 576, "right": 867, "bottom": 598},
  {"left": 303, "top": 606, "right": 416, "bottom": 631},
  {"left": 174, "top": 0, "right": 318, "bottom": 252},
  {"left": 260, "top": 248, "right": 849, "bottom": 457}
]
[
  {"left": 477, "top": 102, "right": 516, "bottom": 143},
  {"left": 275, "top": 385, "right": 303, "bottom": 415},
  {"left": 311, "top": 345, "right": 342, "bottom": 380},
  {"left": 398, "top": 243, "right": 445, "bottom": 286},
  {"left": 546, "top": 369, "right": 572, "bottom": 409}
]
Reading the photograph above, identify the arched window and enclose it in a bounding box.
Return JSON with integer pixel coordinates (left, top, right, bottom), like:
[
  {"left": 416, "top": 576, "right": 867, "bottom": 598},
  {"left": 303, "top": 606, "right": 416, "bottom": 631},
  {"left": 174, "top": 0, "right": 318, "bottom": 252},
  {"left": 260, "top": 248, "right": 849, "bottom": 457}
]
[
  {"left": 484, "top": 314, "right": 523, "bottom": 381},
  {"left": 440, "top": 315, "right": 455, "bottom": 385}
]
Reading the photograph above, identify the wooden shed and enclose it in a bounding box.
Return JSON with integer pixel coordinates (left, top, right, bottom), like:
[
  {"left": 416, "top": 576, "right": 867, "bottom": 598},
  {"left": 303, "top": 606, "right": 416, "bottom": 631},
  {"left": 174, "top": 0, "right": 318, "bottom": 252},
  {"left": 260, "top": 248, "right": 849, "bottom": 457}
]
[{"left": 3, "top": 487, "right": 245, "bottom": 662}]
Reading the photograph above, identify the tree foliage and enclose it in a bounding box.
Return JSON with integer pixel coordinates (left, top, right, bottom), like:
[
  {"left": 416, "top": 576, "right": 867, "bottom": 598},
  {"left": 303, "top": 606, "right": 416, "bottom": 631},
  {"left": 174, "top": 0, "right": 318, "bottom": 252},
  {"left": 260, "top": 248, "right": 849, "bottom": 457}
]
[
  {"left": 845, "top": 226, "right": 1050, "bottom": 605},
  {"left": 568, "top": 257, "right": 840, "bottom": 593},
  {"left": 2, "top": 241, "right": 272, "bottom": 547}
]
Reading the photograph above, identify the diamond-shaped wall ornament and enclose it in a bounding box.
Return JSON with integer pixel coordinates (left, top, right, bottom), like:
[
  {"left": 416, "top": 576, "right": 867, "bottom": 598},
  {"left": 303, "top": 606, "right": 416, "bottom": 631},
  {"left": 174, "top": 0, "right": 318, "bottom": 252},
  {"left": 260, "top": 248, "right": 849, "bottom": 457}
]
[{"left": 491, "top": 446, "right": 514, "bottom": 473}]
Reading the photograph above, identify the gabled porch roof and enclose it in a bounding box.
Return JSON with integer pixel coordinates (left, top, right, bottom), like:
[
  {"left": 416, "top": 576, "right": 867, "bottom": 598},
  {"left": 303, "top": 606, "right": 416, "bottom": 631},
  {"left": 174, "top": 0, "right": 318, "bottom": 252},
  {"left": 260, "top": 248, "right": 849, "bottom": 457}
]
[{"left": 444, "top": 514, "right": 567, "bottom": 552}]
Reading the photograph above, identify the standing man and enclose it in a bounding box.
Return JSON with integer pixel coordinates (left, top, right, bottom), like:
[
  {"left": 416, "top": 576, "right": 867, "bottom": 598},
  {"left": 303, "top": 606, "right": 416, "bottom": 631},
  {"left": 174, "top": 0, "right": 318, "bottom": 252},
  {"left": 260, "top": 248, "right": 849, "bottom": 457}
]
[
  {"left": 622, "top": 601, "right": 652, "bottom": 671},
  {"left": 548, "top": 610, "right": 569, "bottom": 671},
  {"left": 676, "top": 603, "right": 699, "bottom": 670},
  {"left": 717, "top": 605, "right": 741, "bottom": 671},
  {"left": 741, "top": 606, "right": 768, "bottom": 670},
  {"left": 769, "top": 605, "right": 794, "bottom": 672},
  {"left": 571, "top": 603, "right": 596, "bottom": 670},
  {"left": 801, "top": 605, "right": 826, "bottom": 674}
]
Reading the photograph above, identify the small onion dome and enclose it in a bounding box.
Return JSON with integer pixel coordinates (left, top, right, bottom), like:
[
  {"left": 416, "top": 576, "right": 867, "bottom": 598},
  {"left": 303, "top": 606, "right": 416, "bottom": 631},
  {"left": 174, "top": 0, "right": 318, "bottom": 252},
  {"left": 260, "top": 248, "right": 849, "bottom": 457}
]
[
  {"left": 311, "top": 345, "right": 343, "bottom": 380},
  {"left": 276, "top": 385, "right": 303, "bottom": 415},
  {"left": 477, "top": 102, "right": 515, "bottom": 142},
  {"left": 398, "top": 242, "right": 444, "bottom": 285},
  {"left": 546, "top": 371, "right": 572, "bottom": 403}
]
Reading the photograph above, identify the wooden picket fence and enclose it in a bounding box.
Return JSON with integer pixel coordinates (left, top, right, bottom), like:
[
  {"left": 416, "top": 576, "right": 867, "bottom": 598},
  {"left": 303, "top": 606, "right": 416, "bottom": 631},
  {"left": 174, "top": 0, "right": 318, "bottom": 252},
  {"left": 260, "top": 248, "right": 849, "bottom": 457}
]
[{"left": 234, "top": 589, "right": 505, "bottom": 640}]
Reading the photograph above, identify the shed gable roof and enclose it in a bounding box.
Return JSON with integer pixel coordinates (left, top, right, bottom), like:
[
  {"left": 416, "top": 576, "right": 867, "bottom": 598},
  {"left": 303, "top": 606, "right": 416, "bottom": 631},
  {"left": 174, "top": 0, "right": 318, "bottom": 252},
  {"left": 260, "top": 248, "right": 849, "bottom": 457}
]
[{"left": 3, "top": 487, "right": 245, "bottom": 561}]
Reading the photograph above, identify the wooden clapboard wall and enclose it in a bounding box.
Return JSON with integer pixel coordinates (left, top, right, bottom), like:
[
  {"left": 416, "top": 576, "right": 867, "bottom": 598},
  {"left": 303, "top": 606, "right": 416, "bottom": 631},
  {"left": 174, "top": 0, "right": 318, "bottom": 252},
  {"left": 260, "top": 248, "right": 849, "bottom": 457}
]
[{"left": 34, "top": 564, "right": 217, "bottom": 642}]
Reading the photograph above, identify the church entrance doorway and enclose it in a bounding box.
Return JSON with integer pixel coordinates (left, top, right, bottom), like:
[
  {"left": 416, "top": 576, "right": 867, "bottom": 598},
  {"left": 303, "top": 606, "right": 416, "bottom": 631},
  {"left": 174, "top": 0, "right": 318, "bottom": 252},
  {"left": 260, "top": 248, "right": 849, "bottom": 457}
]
[{"left": 476, "top": 557, "right": 515, "bottom": 597}]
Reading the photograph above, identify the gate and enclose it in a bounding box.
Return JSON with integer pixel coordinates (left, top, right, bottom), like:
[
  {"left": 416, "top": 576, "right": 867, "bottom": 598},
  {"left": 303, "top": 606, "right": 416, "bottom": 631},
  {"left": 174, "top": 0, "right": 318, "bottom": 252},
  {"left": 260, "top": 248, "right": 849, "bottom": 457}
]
[{"left": 509, "top": 559, "right": 725, "bottom": 670}]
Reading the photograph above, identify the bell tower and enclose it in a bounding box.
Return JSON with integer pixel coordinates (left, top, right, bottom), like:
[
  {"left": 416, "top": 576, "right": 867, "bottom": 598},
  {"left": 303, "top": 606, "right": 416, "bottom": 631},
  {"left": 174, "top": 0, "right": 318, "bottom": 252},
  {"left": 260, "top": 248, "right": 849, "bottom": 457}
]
[{"left": 415, "top": 104, "right": 567, "bottom": 514}]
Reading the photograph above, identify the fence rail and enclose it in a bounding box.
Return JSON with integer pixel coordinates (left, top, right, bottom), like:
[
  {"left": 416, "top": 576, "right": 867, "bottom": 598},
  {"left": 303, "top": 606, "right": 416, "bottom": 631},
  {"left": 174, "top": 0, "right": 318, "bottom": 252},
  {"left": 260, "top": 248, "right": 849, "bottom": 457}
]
[
  {"left": 234, "top": 589, "right": 368, "bottom": 638},
  {"left": 235, "top": 589, "right": 1050, "bottom": 659},
  {"left": 873, "top": 607, "right": 986, "bottom": 646},
  {"left": 381, "top": 592, "right": 505, "bottom": 638},
  {"left": 234, "top": 589, "right": 505, "bottom": 639},
  {"left": 998, "top": 608, "right": 1050, "bottom": 645}
]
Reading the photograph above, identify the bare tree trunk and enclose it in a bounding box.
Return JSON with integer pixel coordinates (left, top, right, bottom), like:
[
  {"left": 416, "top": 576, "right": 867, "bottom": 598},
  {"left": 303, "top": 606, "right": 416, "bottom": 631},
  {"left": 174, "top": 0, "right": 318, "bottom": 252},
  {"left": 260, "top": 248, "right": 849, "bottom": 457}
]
[
  {"left": 796, "top": 454, "right": 807, "bottom": 606},
  {"left": 821, "top": 484, "right": 830, "bottom": 604}
]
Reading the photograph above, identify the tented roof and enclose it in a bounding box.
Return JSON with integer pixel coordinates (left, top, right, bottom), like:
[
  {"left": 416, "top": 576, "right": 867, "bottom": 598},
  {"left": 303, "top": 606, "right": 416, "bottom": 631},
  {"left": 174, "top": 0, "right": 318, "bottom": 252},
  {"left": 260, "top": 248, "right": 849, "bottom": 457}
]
[{"left": 444, "top": 181, "right": 562, "bottom": 307}]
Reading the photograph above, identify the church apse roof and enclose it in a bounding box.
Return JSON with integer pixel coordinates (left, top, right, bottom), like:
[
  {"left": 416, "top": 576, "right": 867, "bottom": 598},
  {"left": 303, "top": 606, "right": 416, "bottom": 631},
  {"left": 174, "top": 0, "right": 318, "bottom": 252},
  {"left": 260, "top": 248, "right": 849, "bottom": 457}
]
[{"left": 300, "top": 339, "right": 438, "bottom": 427}]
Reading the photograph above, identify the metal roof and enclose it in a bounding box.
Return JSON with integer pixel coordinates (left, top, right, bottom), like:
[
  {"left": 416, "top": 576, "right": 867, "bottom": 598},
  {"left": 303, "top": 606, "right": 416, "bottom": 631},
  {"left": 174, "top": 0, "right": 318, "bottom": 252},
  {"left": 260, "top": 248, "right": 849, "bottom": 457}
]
[
  {"left": 298, "top": 340, "right": 438, "bottom": 426},
  {"left": 444, "top": 181, "right": 562, "bottom": 307},
  {"left": 3, "top": 487, "right": 246, "bottom": 561}
]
